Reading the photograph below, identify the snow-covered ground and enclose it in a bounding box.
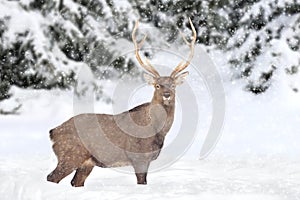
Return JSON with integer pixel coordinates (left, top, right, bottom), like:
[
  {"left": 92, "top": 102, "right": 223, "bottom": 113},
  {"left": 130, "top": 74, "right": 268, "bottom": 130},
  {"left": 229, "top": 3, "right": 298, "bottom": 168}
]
[
  {"left": 1, "top": 156, "right": 299, "bottom": 200},
  {"left": 1, "top": 71, "right": 300, "bottom": 200}
]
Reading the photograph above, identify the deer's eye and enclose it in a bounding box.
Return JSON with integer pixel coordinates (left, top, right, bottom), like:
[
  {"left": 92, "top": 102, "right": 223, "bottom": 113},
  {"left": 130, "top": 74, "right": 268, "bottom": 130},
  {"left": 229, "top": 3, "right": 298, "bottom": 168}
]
[
  {"left": 155, "top": 84, "right": 160, "bottom": 89},
  {"left": 171, "top": 84, "right": 175, "bottom": 89}
]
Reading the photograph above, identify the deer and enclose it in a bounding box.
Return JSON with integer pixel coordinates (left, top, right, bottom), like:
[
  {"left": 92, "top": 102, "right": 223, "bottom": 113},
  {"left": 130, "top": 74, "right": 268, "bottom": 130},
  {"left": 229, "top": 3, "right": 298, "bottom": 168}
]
[{"left": 47, "top": 18, "right": 196, "bottom": 186}]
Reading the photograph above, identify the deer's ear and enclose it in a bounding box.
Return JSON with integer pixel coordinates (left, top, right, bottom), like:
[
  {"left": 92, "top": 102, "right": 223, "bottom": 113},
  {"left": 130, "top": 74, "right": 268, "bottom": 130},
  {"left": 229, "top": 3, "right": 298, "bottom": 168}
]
[
  {"left": 143, "top": 73, "right": 156, "bottom": 85},
  {"left": 175, "top": 71, "right": 189, "bottom": 85}
]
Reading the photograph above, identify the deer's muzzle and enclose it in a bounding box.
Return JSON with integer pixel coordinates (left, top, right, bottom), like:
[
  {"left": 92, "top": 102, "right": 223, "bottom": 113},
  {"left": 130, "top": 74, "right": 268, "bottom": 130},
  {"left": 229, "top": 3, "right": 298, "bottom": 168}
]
[{"left": 163, "top": 92, "right": 171, "bottom": 98}]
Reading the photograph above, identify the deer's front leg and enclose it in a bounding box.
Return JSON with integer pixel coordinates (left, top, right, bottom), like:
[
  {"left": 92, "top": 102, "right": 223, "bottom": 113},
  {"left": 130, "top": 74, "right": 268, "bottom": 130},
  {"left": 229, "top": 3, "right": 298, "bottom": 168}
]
[
  {"left": 135, "top": 172, "right": 148, "bottom": 184},
  {"left": 129, "top": 156, "right": 151, "bottom": 185}
]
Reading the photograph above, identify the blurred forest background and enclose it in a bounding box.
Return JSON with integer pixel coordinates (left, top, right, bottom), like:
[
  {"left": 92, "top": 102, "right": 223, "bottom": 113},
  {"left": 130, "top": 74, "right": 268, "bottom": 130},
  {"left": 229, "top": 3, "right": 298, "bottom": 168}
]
[{"left": 0, "top": 0, "right": 300, "bottom": 114}]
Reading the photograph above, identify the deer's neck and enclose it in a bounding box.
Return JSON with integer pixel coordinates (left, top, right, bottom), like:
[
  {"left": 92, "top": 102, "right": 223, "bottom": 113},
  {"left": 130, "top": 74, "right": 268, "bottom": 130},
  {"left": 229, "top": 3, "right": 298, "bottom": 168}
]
[
  {"left": 161, "top": 104, "right": 175, "bottom": 137},
  {"left": 149, "top": 100, "right": 175, "bottom": 137},
  {"left": 150, "top": 98, "right": 175, "bottom": 116}
]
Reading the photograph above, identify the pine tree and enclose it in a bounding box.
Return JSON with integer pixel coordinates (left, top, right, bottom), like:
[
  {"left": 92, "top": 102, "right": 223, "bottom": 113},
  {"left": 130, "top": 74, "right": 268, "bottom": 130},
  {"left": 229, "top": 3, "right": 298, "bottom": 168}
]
[
  {"left": 1, "top": 0, "right": 300, "bottom": 114},
  {"left": 0, "top": 0, "right": 140, "bottom": 109},
  {"left": 226, "top": 0, "right": 300, "bottom": 93}
]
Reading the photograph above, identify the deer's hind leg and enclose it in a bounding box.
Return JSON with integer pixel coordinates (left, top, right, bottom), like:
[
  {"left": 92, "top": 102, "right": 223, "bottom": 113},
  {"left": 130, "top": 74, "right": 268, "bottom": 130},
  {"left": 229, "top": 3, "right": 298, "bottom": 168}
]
[
  {"left": 47, "top": 162, "right": 76, "bottom": 184},
  {"left": 71, "top": 158, "right": 95, "bottom": 187},
  {"left": 47, "top": 146, "right": 90, "bottom": 184}
]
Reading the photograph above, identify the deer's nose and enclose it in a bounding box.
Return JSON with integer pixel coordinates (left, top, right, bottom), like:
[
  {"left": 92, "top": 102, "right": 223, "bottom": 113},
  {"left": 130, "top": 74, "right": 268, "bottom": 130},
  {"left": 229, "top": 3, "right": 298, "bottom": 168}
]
[{"left": 163, "top": 92, "right": 171, "bottom": 98}]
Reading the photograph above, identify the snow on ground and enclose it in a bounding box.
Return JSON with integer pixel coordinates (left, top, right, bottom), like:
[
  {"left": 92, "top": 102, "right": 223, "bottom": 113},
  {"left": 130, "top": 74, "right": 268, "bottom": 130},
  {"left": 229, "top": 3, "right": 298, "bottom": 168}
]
[
  {"left": 1, "top": 50, "right": 300, "bottom": 199},
  {"left": 1, "top": 156, "right": 299, "bottom": 200}
]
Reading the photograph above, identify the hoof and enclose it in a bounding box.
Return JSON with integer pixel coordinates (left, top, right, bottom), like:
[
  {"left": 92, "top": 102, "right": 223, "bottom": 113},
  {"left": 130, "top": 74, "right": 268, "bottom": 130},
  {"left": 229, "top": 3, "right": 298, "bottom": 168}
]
[
  {"left": 137, "top": 181, "right": 147, "bottom": 185},
  {"left": 47, "top": 174, "right": 59, "bottom": 184},
  {"left": 71, "top": 179, "right": 84, "bottom": 187}
]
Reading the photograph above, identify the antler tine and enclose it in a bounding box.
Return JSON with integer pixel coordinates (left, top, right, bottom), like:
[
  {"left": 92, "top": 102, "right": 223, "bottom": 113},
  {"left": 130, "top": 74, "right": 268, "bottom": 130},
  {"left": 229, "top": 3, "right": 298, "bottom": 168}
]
[
  {"left": 171, "top": 17, "right": 197, "bottom": 78},
  {"left": 132, "top": 20, "right": 160, "bottom": 77}
]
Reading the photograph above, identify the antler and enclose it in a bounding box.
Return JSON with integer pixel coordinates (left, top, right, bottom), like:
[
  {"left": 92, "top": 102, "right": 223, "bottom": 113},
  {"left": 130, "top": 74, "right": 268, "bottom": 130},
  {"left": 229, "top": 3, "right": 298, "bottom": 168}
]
[
  {"left": 132, "top": 20, "right": 160, "bottom": 77},
  {"left": 170, "top": 18, "right": 197, "bottom": 78}
]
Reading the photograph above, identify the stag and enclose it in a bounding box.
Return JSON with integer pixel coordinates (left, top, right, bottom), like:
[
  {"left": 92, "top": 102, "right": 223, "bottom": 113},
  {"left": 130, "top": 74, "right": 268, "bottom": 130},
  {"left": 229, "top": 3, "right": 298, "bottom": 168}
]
[{"left": 47, "top": 18, "right": 196, "bottom": 186}]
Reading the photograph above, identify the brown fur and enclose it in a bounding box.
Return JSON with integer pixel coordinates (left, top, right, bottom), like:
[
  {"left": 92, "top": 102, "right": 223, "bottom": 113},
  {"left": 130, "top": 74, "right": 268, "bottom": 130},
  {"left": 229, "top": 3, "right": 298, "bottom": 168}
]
[{"left": 46, "top": 76, "right": 189, "bottom": 186}]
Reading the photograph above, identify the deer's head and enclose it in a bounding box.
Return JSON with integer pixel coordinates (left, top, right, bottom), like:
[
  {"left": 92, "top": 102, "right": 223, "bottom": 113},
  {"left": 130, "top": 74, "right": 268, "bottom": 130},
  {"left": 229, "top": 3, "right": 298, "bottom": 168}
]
[{"left": 132, "top": 18, "right": 196, "bottom": 106}]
